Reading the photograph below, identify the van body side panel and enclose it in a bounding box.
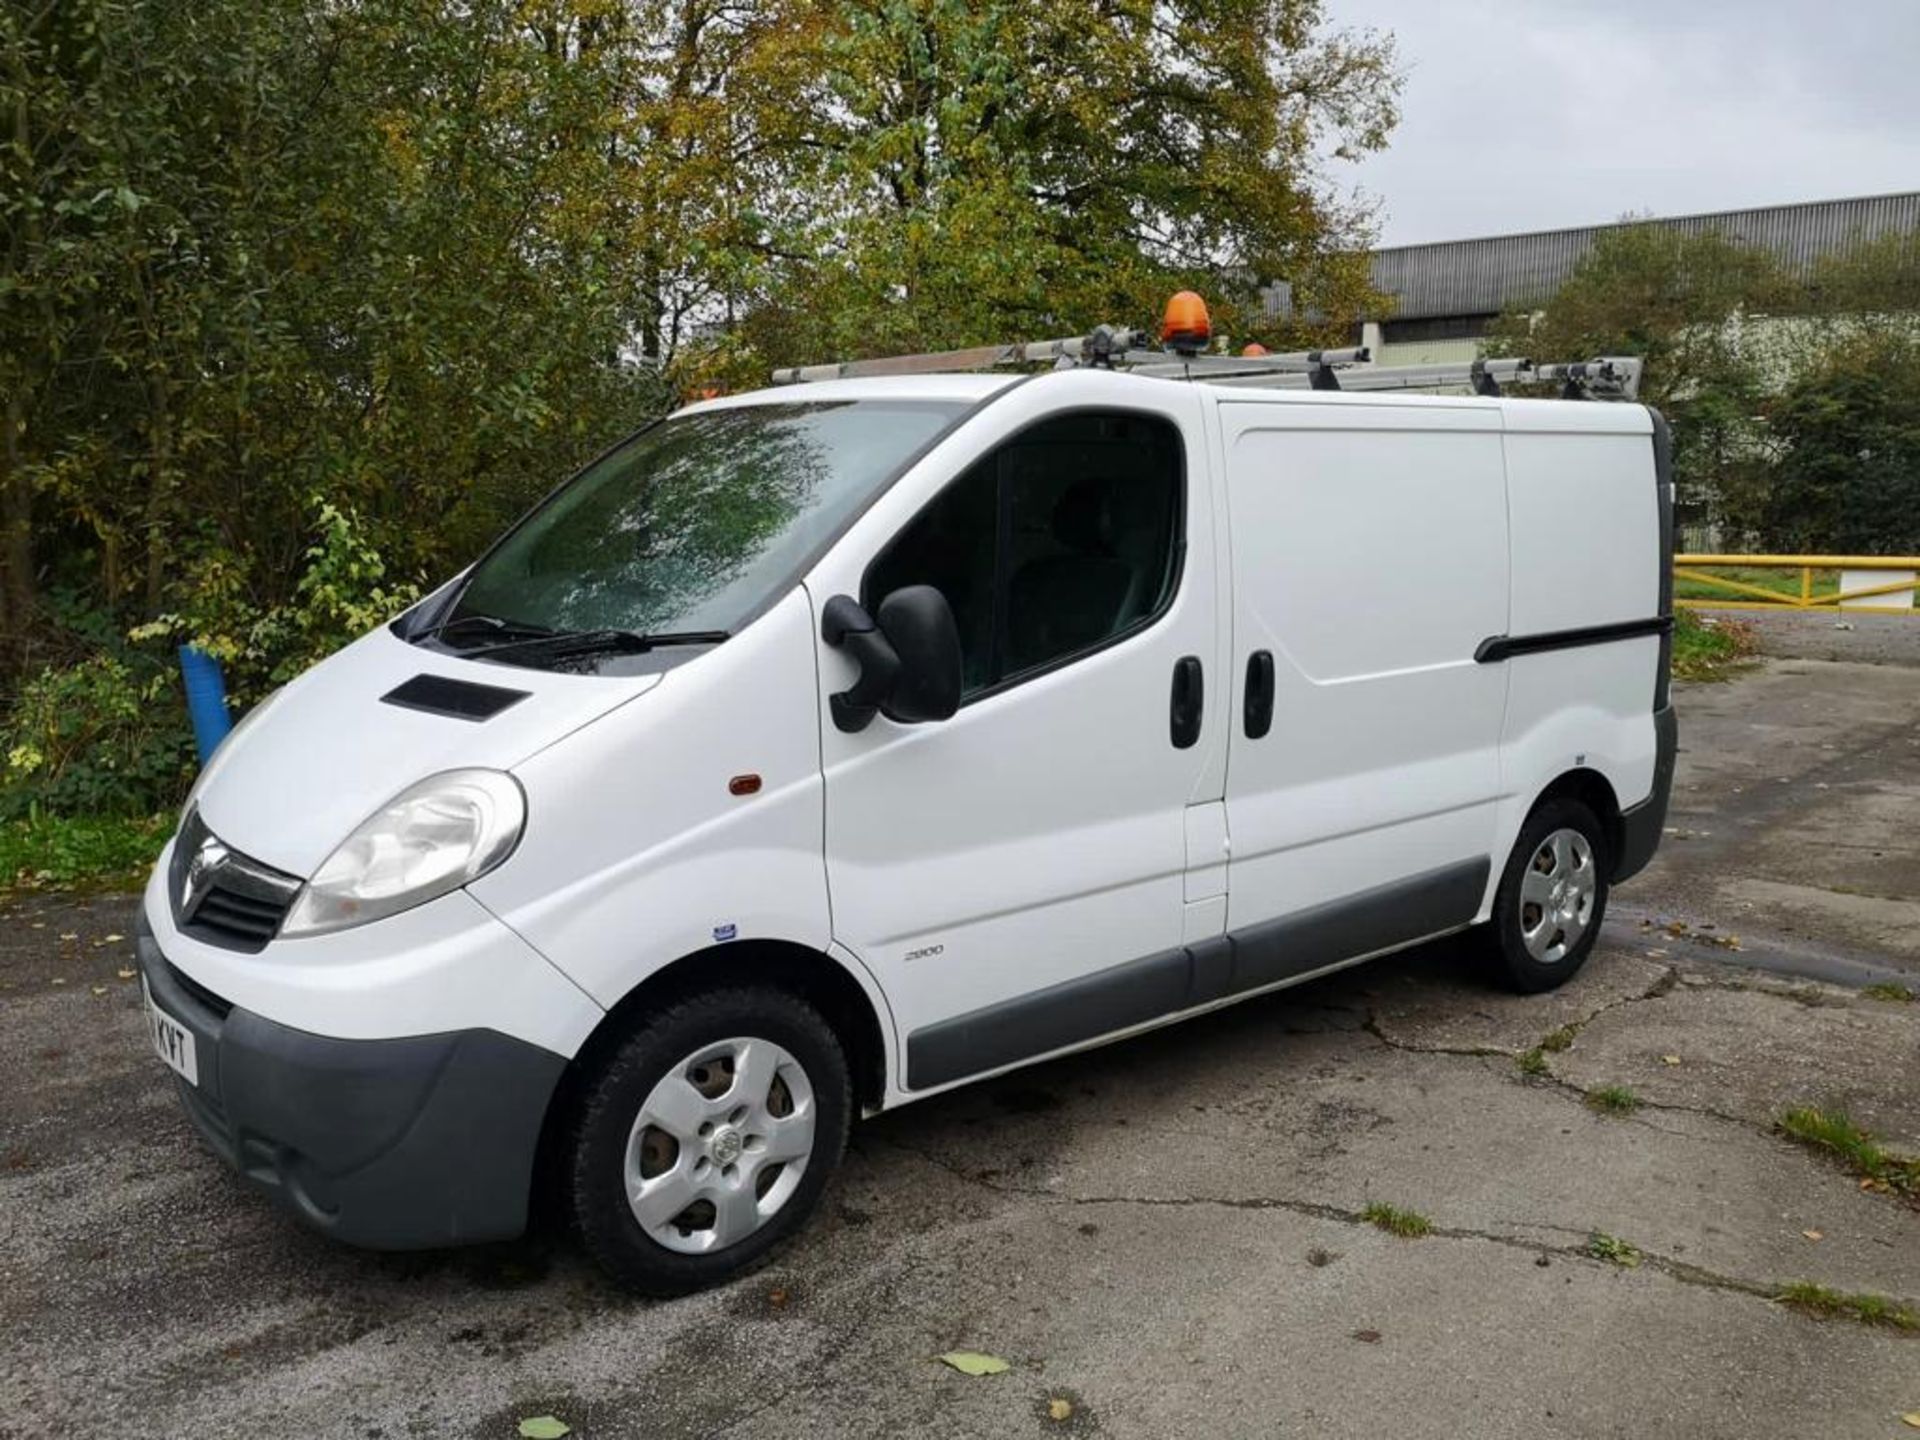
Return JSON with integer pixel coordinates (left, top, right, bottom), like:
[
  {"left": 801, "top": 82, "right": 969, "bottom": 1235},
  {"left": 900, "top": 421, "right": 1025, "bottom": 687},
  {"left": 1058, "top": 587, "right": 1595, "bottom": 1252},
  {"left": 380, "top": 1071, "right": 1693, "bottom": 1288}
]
[
  {"left": 1216, "top": 400, "right": 1510, "bottom": 938},
  {"left": 471, "top": 588, "right": 836, "bottom": 1012},
  {"left": 1491, "top": 410, "right": 1661, "bottom": 869}
]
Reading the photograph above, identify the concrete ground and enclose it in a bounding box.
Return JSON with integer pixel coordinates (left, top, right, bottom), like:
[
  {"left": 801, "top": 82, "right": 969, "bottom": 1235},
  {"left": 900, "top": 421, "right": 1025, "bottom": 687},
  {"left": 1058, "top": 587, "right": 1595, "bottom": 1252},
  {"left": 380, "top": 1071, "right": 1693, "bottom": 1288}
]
[
  {"left": 1637, "top": 610, "right": 1920, "bottom": 980},
  {"left": 3, "top": 619, "right": 1916, "bottom": 1439}
]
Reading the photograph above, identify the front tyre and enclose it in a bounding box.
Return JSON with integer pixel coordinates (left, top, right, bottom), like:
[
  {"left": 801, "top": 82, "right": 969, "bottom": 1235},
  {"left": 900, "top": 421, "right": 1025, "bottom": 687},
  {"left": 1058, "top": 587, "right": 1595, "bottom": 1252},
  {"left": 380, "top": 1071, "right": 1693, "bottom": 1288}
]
[
  {"left": 1484, "top": 798, "right": 1611, "bottom": 994},
  {"left": 567, "top": 987, "right": 851, "bottom": 1295}
]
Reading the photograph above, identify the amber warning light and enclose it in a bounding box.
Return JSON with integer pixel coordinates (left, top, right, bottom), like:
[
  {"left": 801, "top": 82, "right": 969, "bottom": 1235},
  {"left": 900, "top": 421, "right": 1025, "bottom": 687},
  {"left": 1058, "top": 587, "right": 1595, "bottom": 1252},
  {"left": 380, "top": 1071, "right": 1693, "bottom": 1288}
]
[{"left": 1160, "top": 291, "right": 1211, "bottom": 356}]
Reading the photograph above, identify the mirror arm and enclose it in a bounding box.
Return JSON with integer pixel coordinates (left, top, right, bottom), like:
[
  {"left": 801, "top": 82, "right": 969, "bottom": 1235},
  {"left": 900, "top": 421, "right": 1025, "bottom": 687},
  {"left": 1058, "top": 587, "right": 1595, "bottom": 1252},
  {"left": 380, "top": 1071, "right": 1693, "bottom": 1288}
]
[{"left": 821, "top": 594, "right": 901, "bottom": 733}]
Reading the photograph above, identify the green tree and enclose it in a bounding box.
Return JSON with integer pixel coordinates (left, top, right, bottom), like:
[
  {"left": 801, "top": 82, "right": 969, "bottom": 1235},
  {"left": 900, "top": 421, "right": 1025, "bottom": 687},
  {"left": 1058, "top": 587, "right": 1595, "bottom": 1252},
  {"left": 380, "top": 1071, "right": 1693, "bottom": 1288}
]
[
  {"left": 1762, "top": 330, "right": 1920, "bottom": 554},
  {"left": 726, "top": 0, "right": 1398, "bottom": 376}
]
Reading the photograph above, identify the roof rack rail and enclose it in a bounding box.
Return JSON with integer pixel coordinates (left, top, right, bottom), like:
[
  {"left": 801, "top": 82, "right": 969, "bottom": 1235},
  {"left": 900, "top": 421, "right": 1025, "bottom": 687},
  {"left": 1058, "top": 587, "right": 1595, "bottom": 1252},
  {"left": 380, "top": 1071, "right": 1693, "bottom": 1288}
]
[
  {"left": 1212, "top": 355, "right": 1644, "bottom": 400},
  {"left": 768, "top": 298, "right": 1643, "bottom": 400}
]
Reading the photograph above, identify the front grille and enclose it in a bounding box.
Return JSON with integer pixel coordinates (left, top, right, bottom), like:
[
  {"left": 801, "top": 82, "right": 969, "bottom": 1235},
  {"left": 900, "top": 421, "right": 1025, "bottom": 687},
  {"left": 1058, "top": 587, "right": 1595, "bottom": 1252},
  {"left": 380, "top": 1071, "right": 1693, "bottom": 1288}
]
[{"left": 170, "top": 810, "right": 302, "bottom": 953}]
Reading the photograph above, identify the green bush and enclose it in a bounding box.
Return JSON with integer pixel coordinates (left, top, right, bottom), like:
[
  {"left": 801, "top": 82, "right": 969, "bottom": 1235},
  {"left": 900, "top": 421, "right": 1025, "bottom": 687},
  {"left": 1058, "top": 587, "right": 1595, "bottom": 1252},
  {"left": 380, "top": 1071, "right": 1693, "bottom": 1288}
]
[
  {"left": 0, "top": 812, "right": 171, "bottom": 892},
  {"left": 1, "top": 652, "right": 193, "bottom": 820},
  {"left": 134, "top": 495, "right": 423, "bottom": 704},
  {"left": 4, "top": 497, "right": 419, "bottom": 824}
]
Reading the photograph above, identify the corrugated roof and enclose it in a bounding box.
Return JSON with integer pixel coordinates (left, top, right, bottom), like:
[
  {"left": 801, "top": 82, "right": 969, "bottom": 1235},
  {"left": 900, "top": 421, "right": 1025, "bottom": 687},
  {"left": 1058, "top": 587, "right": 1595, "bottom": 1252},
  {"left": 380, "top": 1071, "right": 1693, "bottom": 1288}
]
[{"left": 1370, "top": 192, "right": 1920, "bottom": 321}]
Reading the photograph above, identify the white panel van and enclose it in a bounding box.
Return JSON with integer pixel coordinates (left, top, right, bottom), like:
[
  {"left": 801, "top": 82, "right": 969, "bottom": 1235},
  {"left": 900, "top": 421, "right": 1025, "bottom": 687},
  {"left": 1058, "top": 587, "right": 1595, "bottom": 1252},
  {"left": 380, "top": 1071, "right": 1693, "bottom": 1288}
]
[{"left": 136, "top": 351, "right": 1676, "bottom": 1293}]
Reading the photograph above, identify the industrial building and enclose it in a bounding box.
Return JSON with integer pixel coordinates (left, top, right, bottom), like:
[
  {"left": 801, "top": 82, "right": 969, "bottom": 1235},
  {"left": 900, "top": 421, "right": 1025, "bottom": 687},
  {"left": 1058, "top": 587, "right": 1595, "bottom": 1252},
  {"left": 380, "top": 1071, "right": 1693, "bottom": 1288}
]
[{"left": 1362, "top": 190, "right": 1920, "bottom": 366}]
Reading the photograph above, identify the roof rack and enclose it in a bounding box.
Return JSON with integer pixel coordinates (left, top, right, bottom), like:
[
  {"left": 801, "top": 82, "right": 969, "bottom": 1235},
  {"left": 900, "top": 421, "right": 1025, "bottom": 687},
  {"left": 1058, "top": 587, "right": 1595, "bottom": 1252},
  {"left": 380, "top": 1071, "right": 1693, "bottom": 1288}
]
[
  {"left": 768, "top": 298, "right": 1644, "bottom": 400},
  {"left": 1211, "top": 355, "right": 1645, "bottom": 400}
]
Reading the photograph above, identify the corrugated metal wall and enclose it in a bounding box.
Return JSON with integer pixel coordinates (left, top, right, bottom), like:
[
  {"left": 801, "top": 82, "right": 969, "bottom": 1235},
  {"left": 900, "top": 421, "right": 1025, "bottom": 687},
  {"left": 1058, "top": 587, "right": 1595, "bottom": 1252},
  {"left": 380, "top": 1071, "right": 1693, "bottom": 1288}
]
[{"left": 1371, "top": 192, "right": 1920, "bottom": 322}]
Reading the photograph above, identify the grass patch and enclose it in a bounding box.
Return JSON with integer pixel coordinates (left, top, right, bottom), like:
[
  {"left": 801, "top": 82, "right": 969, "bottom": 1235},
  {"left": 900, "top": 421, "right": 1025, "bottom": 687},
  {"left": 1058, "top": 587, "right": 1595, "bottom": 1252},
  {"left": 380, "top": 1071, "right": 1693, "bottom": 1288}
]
[
  {"left": 1537, "top": 1024, "right": 1579, "bottom": 1054},
  {"left": 1516, "top": 1047, "right": 1550, "bottom": 1077},
  {"left": 1777, "top": 1107, "right": 1920, "bottom": 1195},
  {"left": 1361, "top": 1202, "right": 1432, "bottom": 1239},
  {"left": 1585, "top": 1232, "right": 1642, "bottom": 1268},
  {"left": 1774, "top": 1282, "right": 1920, "bottom": 1331},
  {"left": 1586, "top": 1085, "right": 1641, "bottom": 1115},
  {"left": 1863, "top": 982, "right": 1916, "bottom": 1004},
  {"left": 1670, "top": 609, "right": 1759, "bottom": 682},
  {"left": 0, "top": 813, "right": 170, "bottom": 895},
  {"left": 1674, "top": 565, "right": 1842, "bottom": 605}
]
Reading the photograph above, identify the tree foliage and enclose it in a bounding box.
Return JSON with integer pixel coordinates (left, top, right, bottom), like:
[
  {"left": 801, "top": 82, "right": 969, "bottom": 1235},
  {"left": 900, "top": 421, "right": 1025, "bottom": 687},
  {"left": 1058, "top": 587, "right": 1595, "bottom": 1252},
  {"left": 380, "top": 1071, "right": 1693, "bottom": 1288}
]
[{"left": 1762, "top": 331, "right": 1920, "bottom": 554}]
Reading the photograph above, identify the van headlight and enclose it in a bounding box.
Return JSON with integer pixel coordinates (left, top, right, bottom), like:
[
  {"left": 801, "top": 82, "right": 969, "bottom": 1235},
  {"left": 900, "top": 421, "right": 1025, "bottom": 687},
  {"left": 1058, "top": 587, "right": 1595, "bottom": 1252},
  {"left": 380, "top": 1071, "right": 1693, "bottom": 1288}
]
[{"left": 281, "top": 769, "right": 526, "bottom": 938}]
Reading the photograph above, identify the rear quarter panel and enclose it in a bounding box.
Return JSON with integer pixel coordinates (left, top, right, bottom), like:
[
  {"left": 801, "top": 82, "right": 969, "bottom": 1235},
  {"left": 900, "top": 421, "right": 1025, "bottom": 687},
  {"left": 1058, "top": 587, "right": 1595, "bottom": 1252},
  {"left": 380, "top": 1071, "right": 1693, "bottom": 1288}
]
[{"left": 1496, "top": 404, "right": 1661, "bottom": 859}]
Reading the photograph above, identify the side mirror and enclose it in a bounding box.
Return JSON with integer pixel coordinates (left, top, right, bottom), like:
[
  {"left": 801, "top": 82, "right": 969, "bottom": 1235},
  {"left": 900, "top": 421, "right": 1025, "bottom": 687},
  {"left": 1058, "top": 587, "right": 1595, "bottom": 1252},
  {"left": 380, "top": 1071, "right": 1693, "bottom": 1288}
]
[
  {"left": 875, "top": 585, "right": 962, "bottom": 724},
  {"left": 820, "top": 587, "right": 962, "bottom": 733}
]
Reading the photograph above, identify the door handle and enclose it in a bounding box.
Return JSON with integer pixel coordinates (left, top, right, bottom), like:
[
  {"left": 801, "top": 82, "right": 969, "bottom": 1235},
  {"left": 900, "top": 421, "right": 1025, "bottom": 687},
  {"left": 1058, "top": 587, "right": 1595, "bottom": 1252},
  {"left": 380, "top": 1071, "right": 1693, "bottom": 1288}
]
[
  {"left": 1244, "top": 650, "right": 1275, "bottom": 739},
  {"left": 1170, "top": 655, "right": 1203, "bottom": 749}
]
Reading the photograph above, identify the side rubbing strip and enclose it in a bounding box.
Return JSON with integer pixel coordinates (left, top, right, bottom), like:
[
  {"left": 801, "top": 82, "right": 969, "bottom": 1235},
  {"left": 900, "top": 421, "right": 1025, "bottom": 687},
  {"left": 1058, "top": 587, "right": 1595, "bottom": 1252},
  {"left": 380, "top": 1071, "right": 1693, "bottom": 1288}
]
[
  {"left": 906, "top": 949, "right": 1191, "bottom": 1090},
  {"left": 1475, "top": 616, "right": 1672, "bottom": 664},
  {"left": 1226, "top": 857, "right": 1489, "bottom": 995},
  {"left": 904, "top": 856, "right": 1493, "bottom": 1091}
]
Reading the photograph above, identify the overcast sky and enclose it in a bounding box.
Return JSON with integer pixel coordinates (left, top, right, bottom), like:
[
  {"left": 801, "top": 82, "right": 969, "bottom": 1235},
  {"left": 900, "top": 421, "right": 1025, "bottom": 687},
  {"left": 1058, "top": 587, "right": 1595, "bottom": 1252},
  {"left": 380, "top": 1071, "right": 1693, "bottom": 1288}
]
[{"left": 1331, "top": 1, "right": 1920, "bottom": 247}]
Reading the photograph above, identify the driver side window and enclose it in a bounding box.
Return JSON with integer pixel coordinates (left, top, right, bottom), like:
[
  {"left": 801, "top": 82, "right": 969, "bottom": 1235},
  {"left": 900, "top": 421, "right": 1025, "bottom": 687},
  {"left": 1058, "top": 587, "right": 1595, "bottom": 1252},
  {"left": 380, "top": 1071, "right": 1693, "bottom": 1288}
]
[{"left": 866, "top": 411, "right": 1183, "bottom": 700}]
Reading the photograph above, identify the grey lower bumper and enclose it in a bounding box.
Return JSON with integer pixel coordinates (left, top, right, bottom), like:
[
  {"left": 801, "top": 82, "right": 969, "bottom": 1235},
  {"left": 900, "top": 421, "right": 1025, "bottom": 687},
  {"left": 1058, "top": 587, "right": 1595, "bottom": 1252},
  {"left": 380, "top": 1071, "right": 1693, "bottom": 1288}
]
[
  {"left": 1614, "top": 703, "right": 1678, "bottom": 883},
  {"left": 136, "top": 912, "right": 565, "bottom": 1250}
]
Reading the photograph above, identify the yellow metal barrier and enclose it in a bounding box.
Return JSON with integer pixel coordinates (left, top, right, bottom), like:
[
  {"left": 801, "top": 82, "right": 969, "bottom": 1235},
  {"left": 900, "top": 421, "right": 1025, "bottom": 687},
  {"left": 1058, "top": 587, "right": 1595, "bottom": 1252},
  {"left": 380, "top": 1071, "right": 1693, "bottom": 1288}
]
[{"left": 1675, "top": 554, "right": 1920, "bottom": 615}]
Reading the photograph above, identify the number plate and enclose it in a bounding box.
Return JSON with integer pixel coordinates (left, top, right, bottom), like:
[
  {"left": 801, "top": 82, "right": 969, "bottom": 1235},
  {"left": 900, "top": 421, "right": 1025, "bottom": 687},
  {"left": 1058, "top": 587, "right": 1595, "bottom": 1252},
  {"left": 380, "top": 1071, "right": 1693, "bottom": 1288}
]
[{"left": 142, "top": 977, "right": 199, "bottom": 1086}]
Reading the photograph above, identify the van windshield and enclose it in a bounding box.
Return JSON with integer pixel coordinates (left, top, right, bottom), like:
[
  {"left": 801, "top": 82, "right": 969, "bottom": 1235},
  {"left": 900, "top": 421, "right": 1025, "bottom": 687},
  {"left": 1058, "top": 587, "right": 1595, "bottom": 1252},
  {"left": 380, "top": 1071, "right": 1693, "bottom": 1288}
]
[{"left": 441, "top": 400, "right": 965, "bottom": 659}]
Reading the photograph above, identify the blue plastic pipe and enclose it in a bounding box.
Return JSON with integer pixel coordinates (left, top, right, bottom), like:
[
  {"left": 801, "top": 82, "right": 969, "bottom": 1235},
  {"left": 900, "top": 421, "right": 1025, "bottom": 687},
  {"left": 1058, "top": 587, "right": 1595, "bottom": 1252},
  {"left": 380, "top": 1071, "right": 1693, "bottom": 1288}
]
[{"left": 178, "top": 645, "right": 233, "bottom": 764}]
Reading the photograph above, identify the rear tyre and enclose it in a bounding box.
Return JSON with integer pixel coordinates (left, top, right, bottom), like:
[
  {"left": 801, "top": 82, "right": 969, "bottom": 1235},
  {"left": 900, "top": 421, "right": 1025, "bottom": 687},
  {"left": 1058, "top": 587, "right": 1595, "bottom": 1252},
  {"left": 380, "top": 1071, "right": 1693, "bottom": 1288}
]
[
  {"left": 567, "top": 986, "right": 851, "bottom": 1296},
  {"left": 1483, "top": 798, "right": 1611, "bottom": 994}
]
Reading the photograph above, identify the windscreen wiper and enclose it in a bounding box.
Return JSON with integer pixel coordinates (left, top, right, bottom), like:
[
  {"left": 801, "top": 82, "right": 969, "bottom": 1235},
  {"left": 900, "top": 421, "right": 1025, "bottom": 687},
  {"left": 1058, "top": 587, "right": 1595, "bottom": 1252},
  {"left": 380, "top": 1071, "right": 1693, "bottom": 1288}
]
[
  {"left": 415, "top": 612, "right": 557, "bottom": 646},
  {"left": 461, "top": 627, "right": 731, "bottom": 662}
]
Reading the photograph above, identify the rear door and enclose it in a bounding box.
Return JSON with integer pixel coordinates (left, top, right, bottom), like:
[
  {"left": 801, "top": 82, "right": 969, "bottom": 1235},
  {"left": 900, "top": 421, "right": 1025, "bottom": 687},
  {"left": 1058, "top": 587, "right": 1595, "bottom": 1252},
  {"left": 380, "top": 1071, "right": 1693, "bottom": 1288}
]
[
  {"left": 1218, "top": 398, "right": 1510, "bottom": 984},
  {"left": 807, "top": 374, "right": 1226, "bottom": 1093}
]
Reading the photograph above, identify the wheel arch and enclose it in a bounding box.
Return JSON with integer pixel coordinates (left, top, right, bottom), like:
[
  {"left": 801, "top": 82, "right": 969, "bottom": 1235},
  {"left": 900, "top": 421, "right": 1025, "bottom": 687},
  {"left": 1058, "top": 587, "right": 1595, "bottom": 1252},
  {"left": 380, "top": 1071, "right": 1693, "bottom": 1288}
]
[
  {"left": 1526, "top": 767, "right": 1625, "bottom": 869},
  {"left": 549, "top": 940, "right": 892, "bottom": 1135}
]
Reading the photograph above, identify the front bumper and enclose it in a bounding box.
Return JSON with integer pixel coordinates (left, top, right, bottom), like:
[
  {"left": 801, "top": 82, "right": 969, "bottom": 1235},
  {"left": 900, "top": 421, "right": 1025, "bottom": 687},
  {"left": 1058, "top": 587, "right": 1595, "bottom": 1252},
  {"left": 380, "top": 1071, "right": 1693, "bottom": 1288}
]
[{"left": 136, "top": 911, "right": 565, "bottom": 1249}]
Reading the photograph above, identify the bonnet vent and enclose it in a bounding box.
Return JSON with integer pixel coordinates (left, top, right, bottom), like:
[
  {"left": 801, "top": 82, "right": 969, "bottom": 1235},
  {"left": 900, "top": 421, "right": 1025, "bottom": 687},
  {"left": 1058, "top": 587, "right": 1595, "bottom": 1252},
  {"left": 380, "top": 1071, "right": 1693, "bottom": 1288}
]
[{"left": 380, "top": 674, "right": 531, "bottom": 721}]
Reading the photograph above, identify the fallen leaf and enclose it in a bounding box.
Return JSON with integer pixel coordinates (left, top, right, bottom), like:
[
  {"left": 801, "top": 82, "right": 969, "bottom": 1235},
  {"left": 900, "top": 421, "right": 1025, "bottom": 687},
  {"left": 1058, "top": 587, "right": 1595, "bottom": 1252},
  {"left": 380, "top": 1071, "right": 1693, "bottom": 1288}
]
[
  {"left": 767, "top": 1286, "right": 789, "bottom": 1308},
  {"left": 1350, "top": 1329, "right": 1382, "bottom": 1344},
  {"left": 1900, "top": 1413, "right": 1920, "bottom": 1429},
  {"left": 91, "top": 985, "right": 107, "bottom": 996},
  {"left": 517, "top": 1418, "right": 570, "bottom": 1439},
  {"left": 1802, "top": 1229, "right": 1823, "bottom": 1241},
  {"left": 103, "top": 933, "right": 124, "bottom": 943},
  {"left": 59, "top": 932, "right": 78, "bottom": 941},
  {"left": 1047, "top": 1398, "right": 1074, "bottom": 1421},
  {"left": 1660, "top": 1055, "right": 1682, "bottom": 1066},
  {"left": 117, "top": 968, "right": 136, "bottom": 980},
  {"left": 50, "top": 977, "right": 66, "bottom": 986},
  {"left": 938, "top": 1352, "right": 1010, "bottom": 1377}
]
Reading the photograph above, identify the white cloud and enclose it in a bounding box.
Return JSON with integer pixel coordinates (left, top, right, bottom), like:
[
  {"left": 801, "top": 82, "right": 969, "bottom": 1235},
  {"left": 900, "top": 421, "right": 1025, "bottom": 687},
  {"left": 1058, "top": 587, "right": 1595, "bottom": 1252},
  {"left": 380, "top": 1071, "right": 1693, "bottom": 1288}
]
[{"left": 1327, "top": 0, "right": 1920, "bottom": 245}]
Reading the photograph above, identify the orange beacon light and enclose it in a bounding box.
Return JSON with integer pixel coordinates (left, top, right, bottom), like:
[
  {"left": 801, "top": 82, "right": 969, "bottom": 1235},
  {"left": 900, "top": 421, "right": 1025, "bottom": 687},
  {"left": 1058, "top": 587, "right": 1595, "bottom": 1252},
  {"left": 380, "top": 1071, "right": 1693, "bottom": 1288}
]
[{"left": 1159, "top": 291, "right": 1211, "bottom": 356}]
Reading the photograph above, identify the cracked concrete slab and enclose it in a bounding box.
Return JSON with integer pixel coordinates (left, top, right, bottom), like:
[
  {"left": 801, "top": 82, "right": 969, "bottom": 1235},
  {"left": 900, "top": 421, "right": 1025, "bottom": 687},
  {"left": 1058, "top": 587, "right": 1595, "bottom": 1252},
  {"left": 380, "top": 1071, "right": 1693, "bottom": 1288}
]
[
  {"left": 1365, "top": 942, "right": 1672, "bottom": 1056},
  {"left": 1555, "top": 975, "right": 1920, "bottom": 1152},
  {"left": 881, "top": 968, "right": 1920, "bottom": 1305}
]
